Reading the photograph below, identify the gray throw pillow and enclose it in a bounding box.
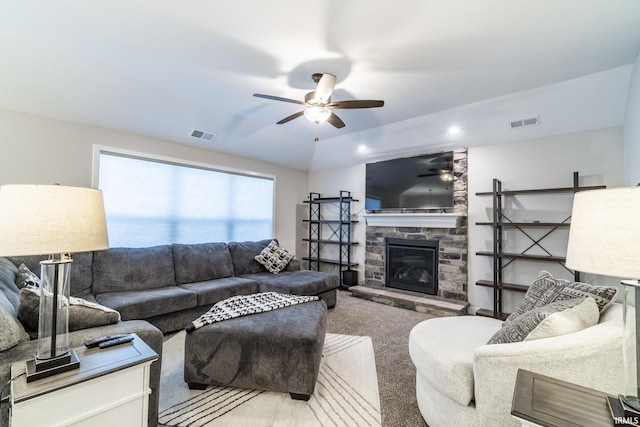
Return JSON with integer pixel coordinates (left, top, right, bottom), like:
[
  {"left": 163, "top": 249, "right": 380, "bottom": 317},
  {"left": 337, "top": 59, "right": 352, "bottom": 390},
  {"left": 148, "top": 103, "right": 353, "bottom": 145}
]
[
  {"left": 18, "top": 287, "right": 121, "bottom": 333},
  {"left": 505, "top": 271, "right": 618, "bottom": 323},
  {"left": 488, "top": 298, "right": 591, "bottom": 345},
  {"left": 505, "top": 271, "right": 569, "bottom": 322},
  {"left": 254, "top": 240, "right": 294, "bottom": 274},
  {"left": 542, "top": 281, "right": 618, "bottom": 313}
]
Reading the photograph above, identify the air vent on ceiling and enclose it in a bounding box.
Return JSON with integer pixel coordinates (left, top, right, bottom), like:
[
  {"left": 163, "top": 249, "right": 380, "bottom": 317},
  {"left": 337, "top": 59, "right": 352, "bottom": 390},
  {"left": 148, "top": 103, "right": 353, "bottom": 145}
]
[
  {"left": 191, "top": 129, "right": 216, "bottom": 141},
  {"left": 509, "top": 116, "right": 540, "bottom": 129}
]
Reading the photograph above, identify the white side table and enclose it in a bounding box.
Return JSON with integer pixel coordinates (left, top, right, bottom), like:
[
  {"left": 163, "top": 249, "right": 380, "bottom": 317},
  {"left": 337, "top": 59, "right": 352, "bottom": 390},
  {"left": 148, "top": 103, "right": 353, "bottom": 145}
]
[{"left": 10, "top": 333, "right": 158, "bottom": 427}]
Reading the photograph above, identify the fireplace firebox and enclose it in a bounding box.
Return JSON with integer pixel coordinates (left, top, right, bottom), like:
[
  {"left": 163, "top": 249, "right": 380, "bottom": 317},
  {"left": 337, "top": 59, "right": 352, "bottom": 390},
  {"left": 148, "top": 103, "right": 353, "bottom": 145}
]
[{"left": 385, "top": 238, "right": 438, "bottom": 295}]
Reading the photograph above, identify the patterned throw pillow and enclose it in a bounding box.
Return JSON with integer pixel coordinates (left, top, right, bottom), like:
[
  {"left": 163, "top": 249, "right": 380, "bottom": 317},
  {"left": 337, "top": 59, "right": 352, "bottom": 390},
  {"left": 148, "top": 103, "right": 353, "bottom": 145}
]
[
  {"left": 254, "top": 240, "right": 295, "bottom": 274},
  {"left": 504, "top": 271, "right": 569, "bottom": 323},
  {"left": 16, "top": 263, "right": 41, "bottom": 289},
  {"left": 488, "top": 298, "right": 595, "bottom": 345},
  {"left": 505, "top": 271, "right": 618, "bottom": 323},
  {"left": 541, "top": 281, "right": 618, "bottom": 313}
]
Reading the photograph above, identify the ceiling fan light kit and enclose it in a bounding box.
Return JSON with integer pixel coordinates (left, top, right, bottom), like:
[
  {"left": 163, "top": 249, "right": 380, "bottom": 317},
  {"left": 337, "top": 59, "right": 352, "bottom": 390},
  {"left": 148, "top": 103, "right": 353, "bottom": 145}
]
[
  {"left": 304, "top": 106, "right": 332, "bottom": 124},
  {"left": 253, "top": 72, "right": 384, "bottom": 141}
]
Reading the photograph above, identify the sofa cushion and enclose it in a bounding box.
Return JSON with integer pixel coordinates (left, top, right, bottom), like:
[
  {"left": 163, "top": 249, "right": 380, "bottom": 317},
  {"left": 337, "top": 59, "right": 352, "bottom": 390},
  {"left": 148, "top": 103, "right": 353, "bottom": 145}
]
[
  {"left": 254, "top": 240, "right": 294, "bottom": 274},
  {"left": 9, "top": 252, "right": 94, "bottom": 296},
  {"left": 172, "top": 242, "right": 234, "bottom": 284},
  {"left": 409, "top": 315, "right": 502, "bottom": 406},
  {"left": 0, "top": 257, "right": 20, "bottom": 310},
  {"left": 228, "top": 239, "right": 272, "bottom": 275},
  {"left": 92, "top": 245, "right": 176, "bottom": 293},
  {"left": 17, "top": 286, "right": 121, "bottom": 333},
  {"left": 178, "top": 276, "right": 259, "bottom": 307},
  {"left": 95, "top": 286, "right": 197, "bottom": 320},
  {"left": 0, "top": 290, "right": 29, "bottom": 352},
  {"left": 248, "top": 270, "right": 339, "bottom": 296},
  {"left": 488, "top": 298, "right": 598, "bottom": 344},
  {"left": 506, "top": 271, "right": 618, "bottom": 323}
]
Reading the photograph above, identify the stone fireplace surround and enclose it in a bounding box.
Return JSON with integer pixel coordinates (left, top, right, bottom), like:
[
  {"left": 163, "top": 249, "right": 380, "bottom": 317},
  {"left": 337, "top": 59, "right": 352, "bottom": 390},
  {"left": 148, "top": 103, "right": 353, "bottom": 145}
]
[{"left": 360, "top": 149, "right": 469, "bottom": 308}]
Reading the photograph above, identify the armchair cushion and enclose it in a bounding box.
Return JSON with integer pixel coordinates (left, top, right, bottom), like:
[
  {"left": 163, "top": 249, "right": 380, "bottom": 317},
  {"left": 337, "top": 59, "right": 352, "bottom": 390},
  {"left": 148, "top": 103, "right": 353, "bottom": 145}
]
[{"left": 409, "top": 315, "right": 501, "bottom": 406}]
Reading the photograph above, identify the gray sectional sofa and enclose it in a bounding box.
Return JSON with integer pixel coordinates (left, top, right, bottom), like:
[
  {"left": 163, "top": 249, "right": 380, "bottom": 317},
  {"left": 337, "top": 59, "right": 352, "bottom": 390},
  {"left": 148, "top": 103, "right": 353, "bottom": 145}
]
[{"left": 0, "top": 238, "right": 339, "bottom": 427}]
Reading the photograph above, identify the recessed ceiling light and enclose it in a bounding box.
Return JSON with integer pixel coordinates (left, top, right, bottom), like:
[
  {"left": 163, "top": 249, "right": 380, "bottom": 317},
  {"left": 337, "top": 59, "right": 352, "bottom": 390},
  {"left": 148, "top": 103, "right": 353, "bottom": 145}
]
[
  {"left": 357, "top": 145, "right": 367, "bottom": 153},
  {"left": 448, "top": 126, "right": 461, "bottom": 135}
]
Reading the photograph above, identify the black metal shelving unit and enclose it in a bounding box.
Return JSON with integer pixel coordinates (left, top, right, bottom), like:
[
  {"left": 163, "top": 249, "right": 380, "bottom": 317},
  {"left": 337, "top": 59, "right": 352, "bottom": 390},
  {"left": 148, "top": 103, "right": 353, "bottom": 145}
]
[
  {"left": 475, "top": 172, "right": 605, "bottom": 319},
  {"left": 303, "top": 191, "right": 358, "bottom": 288}
]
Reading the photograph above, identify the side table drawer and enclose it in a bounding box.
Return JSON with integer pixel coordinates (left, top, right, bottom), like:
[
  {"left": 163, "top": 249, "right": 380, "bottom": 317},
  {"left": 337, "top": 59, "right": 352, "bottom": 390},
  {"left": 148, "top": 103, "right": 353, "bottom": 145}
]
[{"left": 11, "top": 363, "right": 151, "bottom": 427}]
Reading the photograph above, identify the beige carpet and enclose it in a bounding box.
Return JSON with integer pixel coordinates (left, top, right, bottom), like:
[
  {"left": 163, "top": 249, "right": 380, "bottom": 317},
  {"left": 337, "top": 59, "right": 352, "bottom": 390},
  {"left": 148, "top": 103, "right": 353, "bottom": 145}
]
[{"left": 158, "top": 331, "right": 381, "bottom": 427}]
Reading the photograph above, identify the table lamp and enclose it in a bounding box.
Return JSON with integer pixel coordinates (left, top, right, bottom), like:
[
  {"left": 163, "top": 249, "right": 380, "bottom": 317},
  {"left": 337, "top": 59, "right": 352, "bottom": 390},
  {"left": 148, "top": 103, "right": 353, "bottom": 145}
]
[
  {"left": 0, "top": 184, "right": 109, "bottom": 382},
  {"left": 565, "top": 186, "right": 640, "bottom": 412}
]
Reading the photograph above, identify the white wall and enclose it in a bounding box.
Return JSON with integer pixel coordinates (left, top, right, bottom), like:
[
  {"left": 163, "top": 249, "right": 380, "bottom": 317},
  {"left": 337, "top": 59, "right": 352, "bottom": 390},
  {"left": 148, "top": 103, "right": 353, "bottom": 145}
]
[
  {"left": 624, "top": 49, "right": 640, "bottom": 186},
  {"left": 309, "top": 127, "right": 626, "bottom": 310},
  {"left": 468, "top": 128, "right": 625, "bottom": 312},
  {"left": 0, "top": 108, "right": 308, "bottom": 251},
  {"left": 306, "top": 164, "right": 367, "bottom": 278}
]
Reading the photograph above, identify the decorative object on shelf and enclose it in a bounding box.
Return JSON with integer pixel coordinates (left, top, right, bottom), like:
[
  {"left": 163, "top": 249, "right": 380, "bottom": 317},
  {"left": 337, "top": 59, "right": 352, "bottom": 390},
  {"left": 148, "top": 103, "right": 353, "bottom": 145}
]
[
  {"left": 475, "top": 172, "right": 606, "bottom": 319},
  {"left": 565, "top": 186, "right": 640, "bottom": 415},
  {"left": 0, "top": 184, "right": 109, "bottom": 381},
  {"left": 303, "top": 191, "right": 358, "bottom": 288}
]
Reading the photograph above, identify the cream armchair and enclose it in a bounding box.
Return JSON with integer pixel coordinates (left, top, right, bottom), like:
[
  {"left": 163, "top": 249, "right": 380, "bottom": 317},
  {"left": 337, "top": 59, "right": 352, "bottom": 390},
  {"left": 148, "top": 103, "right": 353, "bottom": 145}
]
[{"left": 409, "top": 303, "right": 625, "bottom": 427}]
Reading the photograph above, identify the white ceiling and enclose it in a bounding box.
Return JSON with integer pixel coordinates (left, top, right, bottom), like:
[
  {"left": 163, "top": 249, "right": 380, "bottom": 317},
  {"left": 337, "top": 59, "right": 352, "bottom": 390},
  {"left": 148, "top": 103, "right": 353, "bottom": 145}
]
[{"left": 1, "top": 1, "right": 639, "bottom": 171}]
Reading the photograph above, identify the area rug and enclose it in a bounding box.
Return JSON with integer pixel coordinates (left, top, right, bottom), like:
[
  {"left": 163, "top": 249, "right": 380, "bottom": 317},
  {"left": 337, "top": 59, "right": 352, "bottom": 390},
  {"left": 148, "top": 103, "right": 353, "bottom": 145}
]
[{"left": 158, "top": 332, "right": 381, "bottom": 427}]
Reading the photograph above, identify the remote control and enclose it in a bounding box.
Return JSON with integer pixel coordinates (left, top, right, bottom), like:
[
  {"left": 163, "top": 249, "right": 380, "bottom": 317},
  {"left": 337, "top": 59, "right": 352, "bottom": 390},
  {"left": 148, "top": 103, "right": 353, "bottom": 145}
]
[
  {"left": 85, "top": 334, "right": 130, "bottom": 348},
  {"left": 99, "top": 335, "right": 135, "bottom": 349}
]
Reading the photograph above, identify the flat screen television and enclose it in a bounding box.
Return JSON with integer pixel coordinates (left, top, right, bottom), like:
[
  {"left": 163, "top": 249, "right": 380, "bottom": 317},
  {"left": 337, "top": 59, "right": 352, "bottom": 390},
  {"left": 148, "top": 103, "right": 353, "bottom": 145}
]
[{"left": 365, "top": 151, "right": 454, "bottom": 211}]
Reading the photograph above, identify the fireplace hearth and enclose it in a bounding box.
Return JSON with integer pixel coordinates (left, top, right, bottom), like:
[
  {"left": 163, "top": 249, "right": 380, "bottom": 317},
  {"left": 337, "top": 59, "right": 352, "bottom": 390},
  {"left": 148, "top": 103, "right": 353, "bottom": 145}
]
[{"left": 386, "top": 238, "right": 438, "bottom": 295}]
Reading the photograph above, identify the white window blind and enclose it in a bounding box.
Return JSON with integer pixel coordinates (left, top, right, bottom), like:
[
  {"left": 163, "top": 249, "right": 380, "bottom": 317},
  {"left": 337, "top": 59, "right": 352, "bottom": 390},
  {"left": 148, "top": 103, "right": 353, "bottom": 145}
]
[{"left": 97, "top": 151, "right": 274, "bottom": 247}]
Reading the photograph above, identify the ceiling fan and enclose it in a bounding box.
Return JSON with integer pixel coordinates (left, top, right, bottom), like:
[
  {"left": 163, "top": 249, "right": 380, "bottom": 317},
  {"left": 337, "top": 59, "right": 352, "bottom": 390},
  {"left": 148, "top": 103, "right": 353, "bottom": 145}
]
[
  {"left": 253, "top": 73, "right": 384, "bottom": 140},
  {"left": 417, "top": 160, "right": 454, "bottom": 182}
]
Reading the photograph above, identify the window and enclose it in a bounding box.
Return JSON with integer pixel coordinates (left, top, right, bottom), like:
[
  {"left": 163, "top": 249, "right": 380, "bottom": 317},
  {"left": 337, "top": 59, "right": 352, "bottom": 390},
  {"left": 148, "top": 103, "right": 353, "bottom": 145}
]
[{"left": 96, "top": 150, "right": 274, "bottom": 247}]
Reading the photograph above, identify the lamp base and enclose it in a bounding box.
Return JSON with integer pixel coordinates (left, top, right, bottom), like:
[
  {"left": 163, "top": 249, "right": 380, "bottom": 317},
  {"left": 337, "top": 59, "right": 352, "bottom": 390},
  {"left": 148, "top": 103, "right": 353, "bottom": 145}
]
[{"left": 25, "top": 349, "right": 80, "bottom": 382}]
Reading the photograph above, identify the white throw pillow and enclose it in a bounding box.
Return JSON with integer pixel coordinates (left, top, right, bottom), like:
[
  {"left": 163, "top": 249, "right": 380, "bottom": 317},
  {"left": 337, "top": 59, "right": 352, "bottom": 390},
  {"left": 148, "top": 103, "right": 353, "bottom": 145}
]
[{"left": 524, "top": 297, "right": 599, "bottom": 341}]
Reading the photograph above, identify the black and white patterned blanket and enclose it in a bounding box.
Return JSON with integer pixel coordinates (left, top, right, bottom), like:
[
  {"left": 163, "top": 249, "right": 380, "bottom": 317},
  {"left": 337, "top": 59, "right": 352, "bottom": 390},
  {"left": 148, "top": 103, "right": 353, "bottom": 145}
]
[{"left": 185, "top": 292, "right": 320, "bottom": 333}]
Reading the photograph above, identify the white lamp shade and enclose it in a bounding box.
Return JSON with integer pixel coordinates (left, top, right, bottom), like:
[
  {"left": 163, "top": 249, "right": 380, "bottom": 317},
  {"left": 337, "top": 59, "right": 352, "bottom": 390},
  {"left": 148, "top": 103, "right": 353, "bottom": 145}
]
[
  {"left": 566, "top": 186, "right": 640, "bottom": 279},
  {"left": 0, "top": 184, "right": 109, "bottom": 256}
]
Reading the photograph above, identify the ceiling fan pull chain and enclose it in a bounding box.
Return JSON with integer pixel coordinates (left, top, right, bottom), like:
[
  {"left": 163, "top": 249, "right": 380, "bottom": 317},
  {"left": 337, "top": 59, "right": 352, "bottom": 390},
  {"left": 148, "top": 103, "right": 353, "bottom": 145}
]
[{"left": 314, "top": 124, "right": 319, "bottom": 142}]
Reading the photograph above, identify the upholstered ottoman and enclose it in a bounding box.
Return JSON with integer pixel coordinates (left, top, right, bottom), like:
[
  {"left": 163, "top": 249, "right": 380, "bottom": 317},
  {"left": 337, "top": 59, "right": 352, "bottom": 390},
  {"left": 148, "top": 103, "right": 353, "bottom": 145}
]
[{"left": 184, "top": 299, "right": 327, "bottom": 400}]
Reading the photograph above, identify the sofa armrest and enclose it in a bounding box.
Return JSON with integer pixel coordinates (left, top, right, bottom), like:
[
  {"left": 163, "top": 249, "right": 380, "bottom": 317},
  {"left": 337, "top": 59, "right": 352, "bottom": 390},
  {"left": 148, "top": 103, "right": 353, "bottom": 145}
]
[
  {"left": 471, "top": 304, "right": 625, "bottom": 426},
  {"left": 284, "top": 258, "right": 301, "bottom": 271}
]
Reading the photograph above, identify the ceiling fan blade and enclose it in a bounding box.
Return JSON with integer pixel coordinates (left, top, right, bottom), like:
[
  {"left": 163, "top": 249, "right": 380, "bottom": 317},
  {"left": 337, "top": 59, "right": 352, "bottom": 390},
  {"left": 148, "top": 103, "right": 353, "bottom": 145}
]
[
  {"left": 328, "top": 100, "right": 384, "bottom": 109},
  {"left": 276, "top": 111, "right": 305, "bottom": 124},
  {"left": 315, "top": 73, "right": 336, "bottom": 104},
  {"left": 327, "top": 112, "right": 345, "bottom": 129},
  {"left": 253, "top": 93, "right": 305, "bottom": 105}
]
